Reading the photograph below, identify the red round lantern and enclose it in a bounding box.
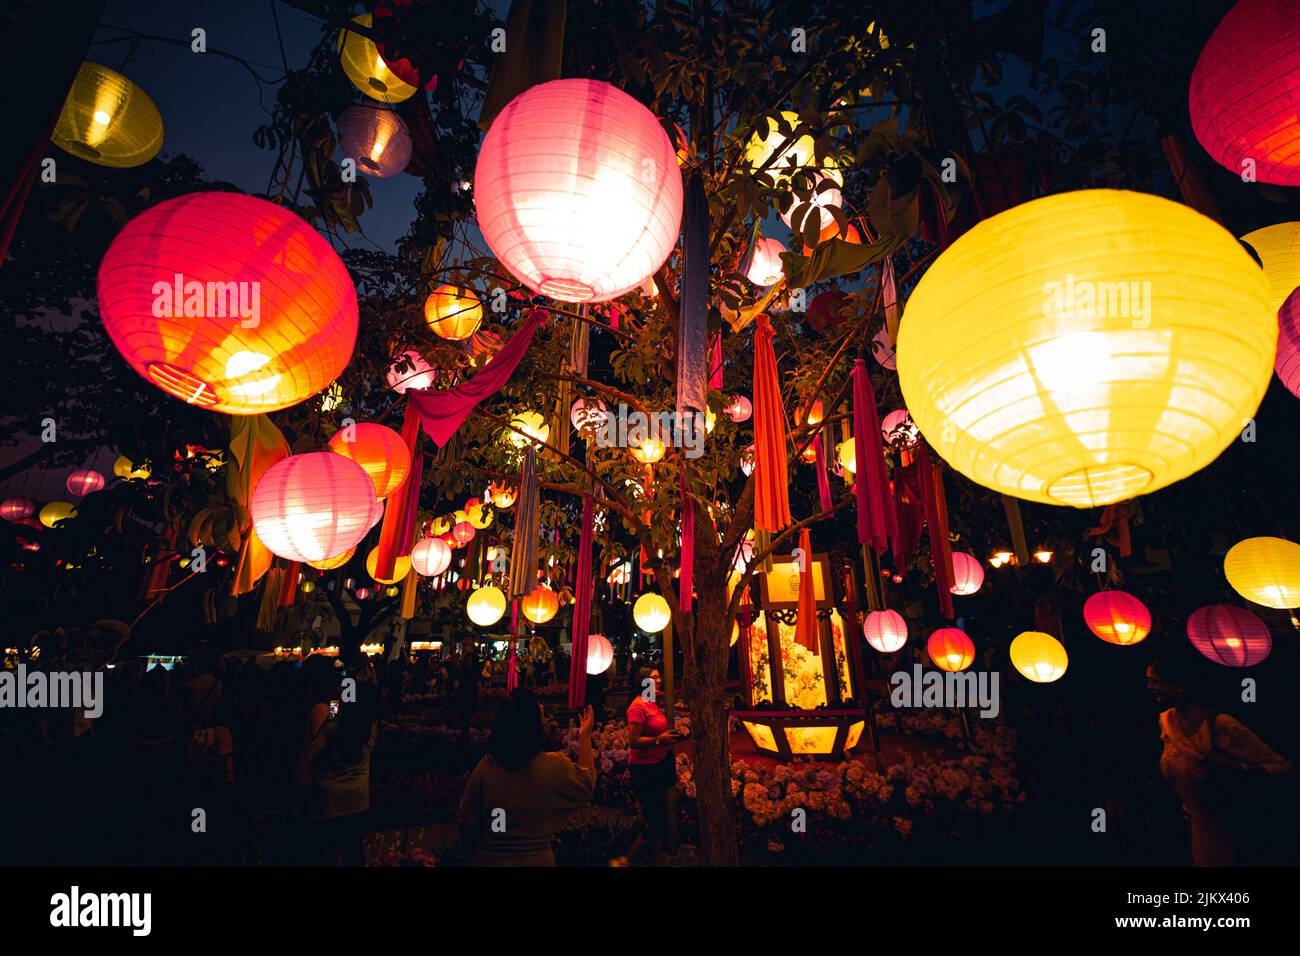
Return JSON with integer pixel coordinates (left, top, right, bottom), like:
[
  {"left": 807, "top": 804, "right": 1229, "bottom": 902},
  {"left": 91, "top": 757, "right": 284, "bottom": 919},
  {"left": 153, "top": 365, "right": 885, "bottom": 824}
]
[
  {"left": 474, "top": 79, "right": 683, "bottom": 303},
  {"left": 327, "top": 422, "right": 411, "bottom": 499},
  {"left": 724, "top": 395, "right": 752, "bottom": 423},
  {"left": 1189, "top": 0, "right": 1300, "bottom": 186},
  {"left": 522, "top": 584, "right": 559, "bottom": 624},
  {"left": 1278, "top": 287, "right": 1300, "bottom": 398},
  {"left": 0, "top": 498, "right": 34, "bottom": 522},
  {"left": 66, "top": 469, "right": 105, "bottom": 497},
  {"left": 949, "top": 552, "right": 984, "bottom": 596},
  {"left": 410, "top": 536, "right": 452, "bottom": 577},
  {"left": 807, "top": 290, "right": 851, "bottom": 332},
  {"left": 927, "top": 627, "right": 975, "bottom": 672},
  {"left": 586, "top": 633, "right": 614, "bottom": 675},
  {"left": 1186, "top": 604, "right": 1272, "bottom": 667},
  {"left": 863, "top": 609, "right": 908, "bottom": 653},
  {"left": 338, "top": 104, "right": 412, "bottom": 178},
  {"left": 452, "top": 521, "right": 476, "bottom": 546},
  {"left": 97, "top": 192, "right": 357, "bottom": 415},
  {"left": 250, "top": 452, "right": 376, "bottom": 563},
  {"left": 1083, "top": 590, "right": 1151, "bottom": 646}
]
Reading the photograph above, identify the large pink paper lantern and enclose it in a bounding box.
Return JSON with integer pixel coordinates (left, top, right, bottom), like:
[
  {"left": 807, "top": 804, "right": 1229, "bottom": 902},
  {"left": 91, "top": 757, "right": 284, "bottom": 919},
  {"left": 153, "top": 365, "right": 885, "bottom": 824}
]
[
  {"left": 586, "top": 633, "right": 614, "bottom": 675},
  {"left": 410, "top": 536, "right": 452, "bottom": 577},
  {"left": 949, "top": 551, "right": 984, "bottom": 596},
  {"left": 66, "top": 469, "right": 105, "bottom": 496},
  {"left": 1186, "top": 604, "right": 1272, "bottom": 667},
  {"left": 1278, "top": 288, "right": 1300, "bottom": 398},
  {"left": 338, "top": 104, "right": 412, "bottom": 178},
  {"left": 473, "top": 79, "right": 683, "bottom": 303},
  {"left": 96, "top": 192, "right": 358, "bottom": 415},
  {"left": 250, "top": 452, "right": 377, "bottom": 563}
]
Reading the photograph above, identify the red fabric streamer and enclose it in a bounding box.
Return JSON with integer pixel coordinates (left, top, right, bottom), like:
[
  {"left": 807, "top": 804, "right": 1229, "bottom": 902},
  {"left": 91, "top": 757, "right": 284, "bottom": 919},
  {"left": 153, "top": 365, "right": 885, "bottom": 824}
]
[
  {"left": 813, "top": 431, "right": 833, "bottom": 512},
  {"left": 894, "top": 466, "right": 926, "bottom": 567},
  {"left": 753, "top": 314, "right": 792, "bottom": 532},
  {"left": 852, "top": 360, "right": 898, "bottom": 554},
  {"left": 916, "top": 444, "right": 955, "bottom": 620},
  {"left": 276, "top": 561, "right": 300, "bottom": 607},
  {"left": 374, "top": 404, "right": 424, "bottom": 580},
  {"left": 678, "top": 468, "right": 694, "bottom": 612},
  {"left": 793, "top": 528, "right": 819, "bottom": 654},
  {"left": 567, "top": 493, "right": 596, "bottom": 709},
  {"left": 708, "top": 331, "right": 723, "bottom": 390}
]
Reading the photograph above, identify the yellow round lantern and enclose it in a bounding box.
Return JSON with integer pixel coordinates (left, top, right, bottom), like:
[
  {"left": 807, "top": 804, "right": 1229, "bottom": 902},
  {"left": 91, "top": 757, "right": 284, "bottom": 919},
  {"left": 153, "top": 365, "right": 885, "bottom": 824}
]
[
  {"left": 898, "top": 189, "right": 1276, "bottom": 507},
  {"left": 744, "top": 111, "right": 842, "bottom": 185},
  {"left": 1009, "top": 631, "right": 1069, "bottom": 683},
  {"left": 39, "top": 501, "right": 77, "bottom": 528},
  {"left": 366, "top": 546, "right": 410, "bottom": 585},
  {"left": 836, "top": 439, "right": 856, "bottom": 475},
  {"left": 112, "top": 455, "right": 151, "bottom": 480},
  {"left": 467, "top": 585, "right": 507, "bottom": 626},
  {"left": 308, "top": 545, "right": 356, "bottom": 571},
  {"left": 487, "top": 481, "right": 517, "bottom": 509},
  {"left": 633, "top": 592, "right": 671, "bottom": 633},
  {"left": 630, "top": 434, "right": 666, "bottom": 464},
  {"left": 1224, "top": 536, "right": 1300, "bottom": 609},
  {"left": 507, "top": 411, "right": 550, "bottom": 448},
  {"left": 1240, "top": 222, "right": 1300, "bottom": 311},
  {"left": 430, "top": 515, "right": 453, "bottom": 535},
  {"left": 337, "top": 14, "right": 417, "bottom": 104},
  {"left": 52, "top": 62, "right": 163, "bottom": 168},
  {"left": 464, "top": 498, "right": 493, "bottom": 530},
  {"left": 521, "top": 584, "right": 559, "bottom": 624},
  {"left": 424, "top": 285, "right": 483, "bottom": 341}
]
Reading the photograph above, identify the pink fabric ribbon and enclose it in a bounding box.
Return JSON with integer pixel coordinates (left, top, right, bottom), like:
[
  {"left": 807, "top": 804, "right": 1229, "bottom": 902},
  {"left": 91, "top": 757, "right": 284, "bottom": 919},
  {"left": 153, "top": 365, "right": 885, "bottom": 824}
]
[
  {"left": 567, "top": 493, "right": 595, "bottom": 709},
  {"left": 852, "top": 359, "right": 899, "bottom": 555}
]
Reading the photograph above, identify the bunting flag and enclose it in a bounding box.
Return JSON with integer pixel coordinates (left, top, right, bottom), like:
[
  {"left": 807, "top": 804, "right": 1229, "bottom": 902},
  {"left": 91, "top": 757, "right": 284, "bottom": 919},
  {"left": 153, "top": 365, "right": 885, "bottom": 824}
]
[
  {"left": 678, "top": 468, "right": 694, "bottom": 612},
  {"left": 753, "top": 314, "right": 792, "bottom": 532},
  {"left": 509, "top": 445, "right": 540, "bottom": 598},
  {"left": 407, "top": 307, "right": 546, "bottom": 447},
  {"left": 916, "top": 444, "right": 955, "bottom": 620},
  {"left": 374, "top": 403, "right": 423, "bottom": 580},
  {"left": 507, "top": 601, "right": 520, "bottom": 693},
  {"left": 228, "top": 414, "right": 290, "bottom": 596},
  {"left": 852, "top": 359, "right": 899, "bottom": 554},
  {"left": 567, "top": 492, "right": 596, "bottom": 709},
  {"left": 793, "top": 528, "right": 819, "bottom": 654},
  {"left": 677, "top": 172, "right": 710, "bottom": 417}
]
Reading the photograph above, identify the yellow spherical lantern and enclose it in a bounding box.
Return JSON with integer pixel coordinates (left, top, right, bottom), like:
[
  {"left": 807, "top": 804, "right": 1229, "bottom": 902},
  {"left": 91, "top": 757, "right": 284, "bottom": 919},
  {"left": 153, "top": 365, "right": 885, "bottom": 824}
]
[
  {"left": 898, "top": 189, "right": 1276, "bottom": 507},
  {"left": 52, "top": 62, "right": 163, "bottom": 168},
  {"left": 1009, "top": 631, "right": 1069, "bottom": 683},
  {"left": 467, "top": 585, "right": 507, "bottom": 627},
  {"left": 308, "top": 545, "right": 356, "bottom": 571},
  {"left": 836, "top": 439, "right": 856, "bottom": 475},
  {"left": 424, "top": 285, "right": 483, "bottom": 341},
  {"left": 633, "top": 592, "right": 671, "bottom": 633},
  {"left": 1240, "top": 222, "right": 1300, "bottom": 311},
  {"left": 507, "top": 411, "right": 550, "bottom": 448},
  {"left": 1224, "top": 536, "right": 1300, "bottom": 609},
  {"left": 113, "top": 455, "right": 151, "bottom": 480},
  {"left": 744, "top": 111, "right": 842, "bottom": 185},
  {"left": 39, "top": 501, "right": 77, "bottom": 528},
  {"left": 521, "top": 584, "right": 559, "bottom": 624},
  {"left": 337, "top": 14, "right": 417, "bottom": 104},
  {"left": 366, "top": 546, "right": 410, "bottom": 585}
]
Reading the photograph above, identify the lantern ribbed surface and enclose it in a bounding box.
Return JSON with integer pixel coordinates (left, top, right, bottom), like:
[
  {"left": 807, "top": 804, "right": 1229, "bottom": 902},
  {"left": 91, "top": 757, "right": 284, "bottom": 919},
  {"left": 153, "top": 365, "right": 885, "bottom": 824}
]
[
  {"left": 1189, "top": 0, "right": 1300, "bottom": 186},
  {"left": 898, "top": 189, "right": 1276, "bottom": 507},
  {"left": 1010, "top": 631, "right": 1068, "bottom": 683},
  {"left": 1224, "top": 536, "right": 1300, "bottom": 609},
  {"left": 522, "top": 584, "right": 559, "bottom": 624},
  {"left": 1186, "top": 604, "right": 1272, "bottom": 667},
  {"left": 1240, "top": 222, "right": 1300, "bottom": 311},
  {"left": 1278, "top": 288, "right": 1300, "bottom": 397},
  {"left": 473, "top": 79, "right": 683, "bottom": 303},
  {"left": 863, "top": 609, "right": 908, "bottom": 653},
  {"left": 1082, "top": 590, "right": 1151, "bottom": 645},
  {"left": 97, "top": 192, "right": 358, "bottom": 415},
  {"left": 338, "top": 105, "right": 412, "bottom": 178},
  {"left": 308, "top": 545, "right": 355, "bottom": 571},
  {"left": 0, "top": 498, "right": 35, "bottom": 522},
  {"left": 327, "top": 422, "right": 410, "bottom": 499},
  {"left": 52, "top": 62, "right": 163, "bottom": 168},
  {"left": 66, "top": 469, "right": 105, "bottom": 496},
  {"left": 250, "top": 452, "right": 376, "bottom": 563},
  {"left": 337, "top": 13, "right": 417, "bottom": 103},
  {"left": 586, "top": 634, "right": 614, "bottom": 675},
  {"left": 424, "top": 285, "right": 483, "bottom": 340},
  {"left": 949, "top": 551, "right": 985, "bottom": 595},
  {"left": 410, "top": 536, "right": 452, "bottom": 577},
  {"left": 927, "top": 627, "right": 975, "bottom": 672}
]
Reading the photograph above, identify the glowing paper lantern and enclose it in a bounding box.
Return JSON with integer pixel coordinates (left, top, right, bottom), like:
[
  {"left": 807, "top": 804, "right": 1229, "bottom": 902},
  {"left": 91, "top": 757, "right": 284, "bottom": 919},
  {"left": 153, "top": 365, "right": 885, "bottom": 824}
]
[
  {"left": 745, "top": 237, "right": 786, "bottom": 287},
  {"left": 521, "top": 584, "right": 559, "bottom": 624},
  {"left": 464, "top": 498, "right": 492, "bottom": 530},
  {"left": 1278, "top": 289, "right": 1300, "bottom": 398},
  {"left": 308, "top": 545, "right": 355, "bottom": 571},
  {"left": 1189, "top": 0, "right": 1300, "bottom": 186},
  {"left": 949, "top": 552, "right": 984, "bottom": 596},
  {"left": 113, "top": 455, "right": 151, "bottom": 480},
  {"left": 740, "top": 444, "right": 756, "bottom": 476},
  {"left": 66, "top": 470, "right": 105, "bottom": 497},
  {"left": 424, "top": 285, "right": 483, "bottom": 340},
  {"left": 487, "top": 482, "right": 516, "bottom": 509},
  {"left": 1224, "top": 536, "right": 1300, "bottom": 609},
  {"left": 51, "top": 62, "right": 163, "bottom": 168},
  {"left": 410, "top": 536, "right": 452, "bottom": 577},
  {"left": 337, "top": 13, "right": 417, "bottom": 103},
  {"left": 1239, "top": 223, "right": 1300, "bottom": 311},
  {"left": 586, "top": 634, "right": 614, "bottom": 675},
  {"left": 467, "top": 585, "right": 507, "bottom": 626},
  {"left": 880, "top": 409, "right": 919, "bottom": 449},
  {"left": 387, "top": 349, "right": 435, "bottom": 393},
  {"left": 452, "top": 521, "right": 476, "bottom": 546},
  {"left": 836, "top": 439, "right": 856, "bottom": 475},
  {"left": 1010, "top": 631, "right": 1068, "bottom": 683},
  {"left": 327, "top": 422, "right": 411, "bottom": 499},
  {"left": 0, "top": 498, "right": 35, "bottom": 522},
  {"left": 338, "top": 104, "right": 412, "bottom": 178},
  {"left": 871, "top": 327, "right": 896, "bottom": 370},
  {"left": 1083, "top": 591, "right": 1151, "bottom": 646},
  {"left": 780, "top": 174, "right": 842, "bottom": 232},
  {"left": 250, "top": 453, "right": 376, "bottom": 563},
  {"left": 1186, "top": 605, "right": 1272, "bottom": 667},
  {"left": 745, "top": 111, "right": 842, "bottom": 184},
  {"left": 570, "top": 397, "right": 609, "bottom": 432},
  {"left": 863, "top": 609, "right": 908, "bottom": 653},
  {"left": 474, "top": 79, "right": 683, "bottom": 303},
  {"left": 724, "top": 395, "right": 752, "bottom": 423},
  {"left": 630, "top": 435, "right": 666, "bottom": 464},
  {"left": 927, "top": 628, "right": 974, "bottom": 672},
  {"left": 897, "top": 189, "right": 1276, "bottom": 507},
  {"left": 366, "top": 545, "right": 410, "bottom": 585},
  {"left": 39, "top": 502, "right": 77, "bottom": 528},
  {"left": 633, "top": 593, "right": 671, "bottom": 633},
  {"left": 508, "top": 411, "right": 550, "bottom": 448},
  {"left": 97, "top": 192, "right": 358, "bottom": 415}
]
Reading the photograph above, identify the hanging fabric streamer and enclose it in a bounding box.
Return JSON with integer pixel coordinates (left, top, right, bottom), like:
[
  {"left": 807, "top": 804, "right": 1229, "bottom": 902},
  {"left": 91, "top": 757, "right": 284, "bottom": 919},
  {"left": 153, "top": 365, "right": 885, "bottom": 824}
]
[
  {"left": 753, "top": 314, "right": 792, "bottom": 532},
  {"left": 708, "top": 331, "right": 724, "bottom": 391},
  {"left": 400, "top": 565, "right": 418, "bottom": 619},
  {"left": 568, "top": 492, "right": 595, "bottom": 709},
  {"left": 276, "top": 561, "right": 300, "bottom": 607},
  {"left": 813, "top": 432, "right": 833, "bottom": 512},
  {"left": 793, "top": 528, "right": 819, "bottom": 654},
  {"left": 916, "top": 444, "right": 955, "bottom": 620},
  {"left": 509, "top": 445, "right": 540, "bottom": 598},
  {"left": 477, "top": 0, "right": 566, "bottom": 130},
  {"left": 255, "top": 567, "right": 284, "bottom": 633},
  {"left": 228, "top": 414, "right": 290, "bottom": 596},
  {"left": 881, "top": 256, "right": 901, "bottom": 345},
  {"left": 375, "top": 404, "right": 424, "bottom": 580},
  {"left": 678, "top": 468, "right": 695, "bottom": 612},
  {"left": 507, "top": 600, "right": 519, "bottom": 693},
  {"left": 852, "top": 359, "right": 898, "bottom": 555},
  {"left": 677, "top": 172, "right": 710, "bottom": 418},
  {"left": 570, "top": 306, "right": 590, "bottom": 377}
]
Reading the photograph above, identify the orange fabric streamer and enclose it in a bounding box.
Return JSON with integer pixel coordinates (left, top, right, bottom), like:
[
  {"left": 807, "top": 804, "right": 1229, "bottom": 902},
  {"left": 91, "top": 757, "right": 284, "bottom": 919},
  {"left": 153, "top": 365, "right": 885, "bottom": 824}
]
[
  {"left": 793, "top": 528, "right": 819, "bottom": 654},
  {"left": 753, "top": 314, "right": 792, "bottom": 531},
  {"left": 375, "top": 404, "right": 423, "bottom": 580}
]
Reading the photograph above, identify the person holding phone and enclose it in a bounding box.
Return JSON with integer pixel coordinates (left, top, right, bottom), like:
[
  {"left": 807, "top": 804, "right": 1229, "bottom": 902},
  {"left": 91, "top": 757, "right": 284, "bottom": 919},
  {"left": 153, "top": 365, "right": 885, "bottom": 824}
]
[{"left": 611, "top": 666, "right": 679, "bottom": 866}]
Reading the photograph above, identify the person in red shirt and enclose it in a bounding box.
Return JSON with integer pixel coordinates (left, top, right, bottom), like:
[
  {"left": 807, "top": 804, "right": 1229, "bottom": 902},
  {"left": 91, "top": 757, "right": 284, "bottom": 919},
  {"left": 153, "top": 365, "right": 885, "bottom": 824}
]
[{"left": 611, "top": 666, "right": 683, "bottom": 866}]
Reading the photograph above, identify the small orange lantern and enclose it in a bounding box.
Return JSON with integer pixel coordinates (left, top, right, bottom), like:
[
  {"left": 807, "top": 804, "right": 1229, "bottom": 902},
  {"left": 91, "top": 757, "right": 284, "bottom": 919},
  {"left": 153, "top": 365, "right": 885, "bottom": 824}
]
[
  {"left": 927, "top": 627, "right": 975, "bottom": 672},
  {"left": 424, "top": 285, "right": 483, "bottom": 341},
  {"left": 522, "top": 584, "right": 560, "bottom": 624}
]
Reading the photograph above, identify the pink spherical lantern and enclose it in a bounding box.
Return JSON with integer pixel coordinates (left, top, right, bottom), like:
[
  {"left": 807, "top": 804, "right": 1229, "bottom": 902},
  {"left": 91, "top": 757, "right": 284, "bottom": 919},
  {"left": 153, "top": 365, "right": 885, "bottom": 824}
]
[
  {"left": 452, "top": 520, "right": 476, "bottom": 546},
  {"left": 949, "top": 551, "right": 984, "bottom": 596},
  {"left": 250, "top": 452, "right": 377, "bottom": 563},
  {"left": 585, "top": 633, "right": 614, "bottom": 675},
  {"left": 881, "top": 409, "right": 919, "bottom": 448},
  {"left": 1186, "top": 604, "right": 1272, "bottom": 667},
  {"left": 871, "top": 326, "right": 896, "bottom": 370},
  {"left": 66, "top": 469, "right": 105, "bottom": 497},
  {"left": 570, "top": 397, "right": 609, "bottom": 432},
  {"left": 410, "top": 536, "right": 452, "bottom": 577},
  {"left": 386, "top": 349, "right": 435, "bottom": 393},
  {"left": 745, "top": 237, "right": 786, "bottom": 286},
  {"left": 96, "top": 192, "right": 358, "bottom": 415},
  {"left": 1083, "top": 590, "right": 1151, "bottom": 646},
  {"left": 0, "top": 498, "right": 34, "bottom": 522},
  {"left": 338, "top": 104, "right": 412, "bottom": 178},
  {"left": 864, "top": 609, "right": 908, "bottom": 653},
  {"left": 724, "top": 395, "right": 752, "bottom": 423},
  {"left": 1278, "top": 288, "right": 1300, "bottom": 398},
  {"left": 473, "top": 79, "right": 683, "bottom": 303}
]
